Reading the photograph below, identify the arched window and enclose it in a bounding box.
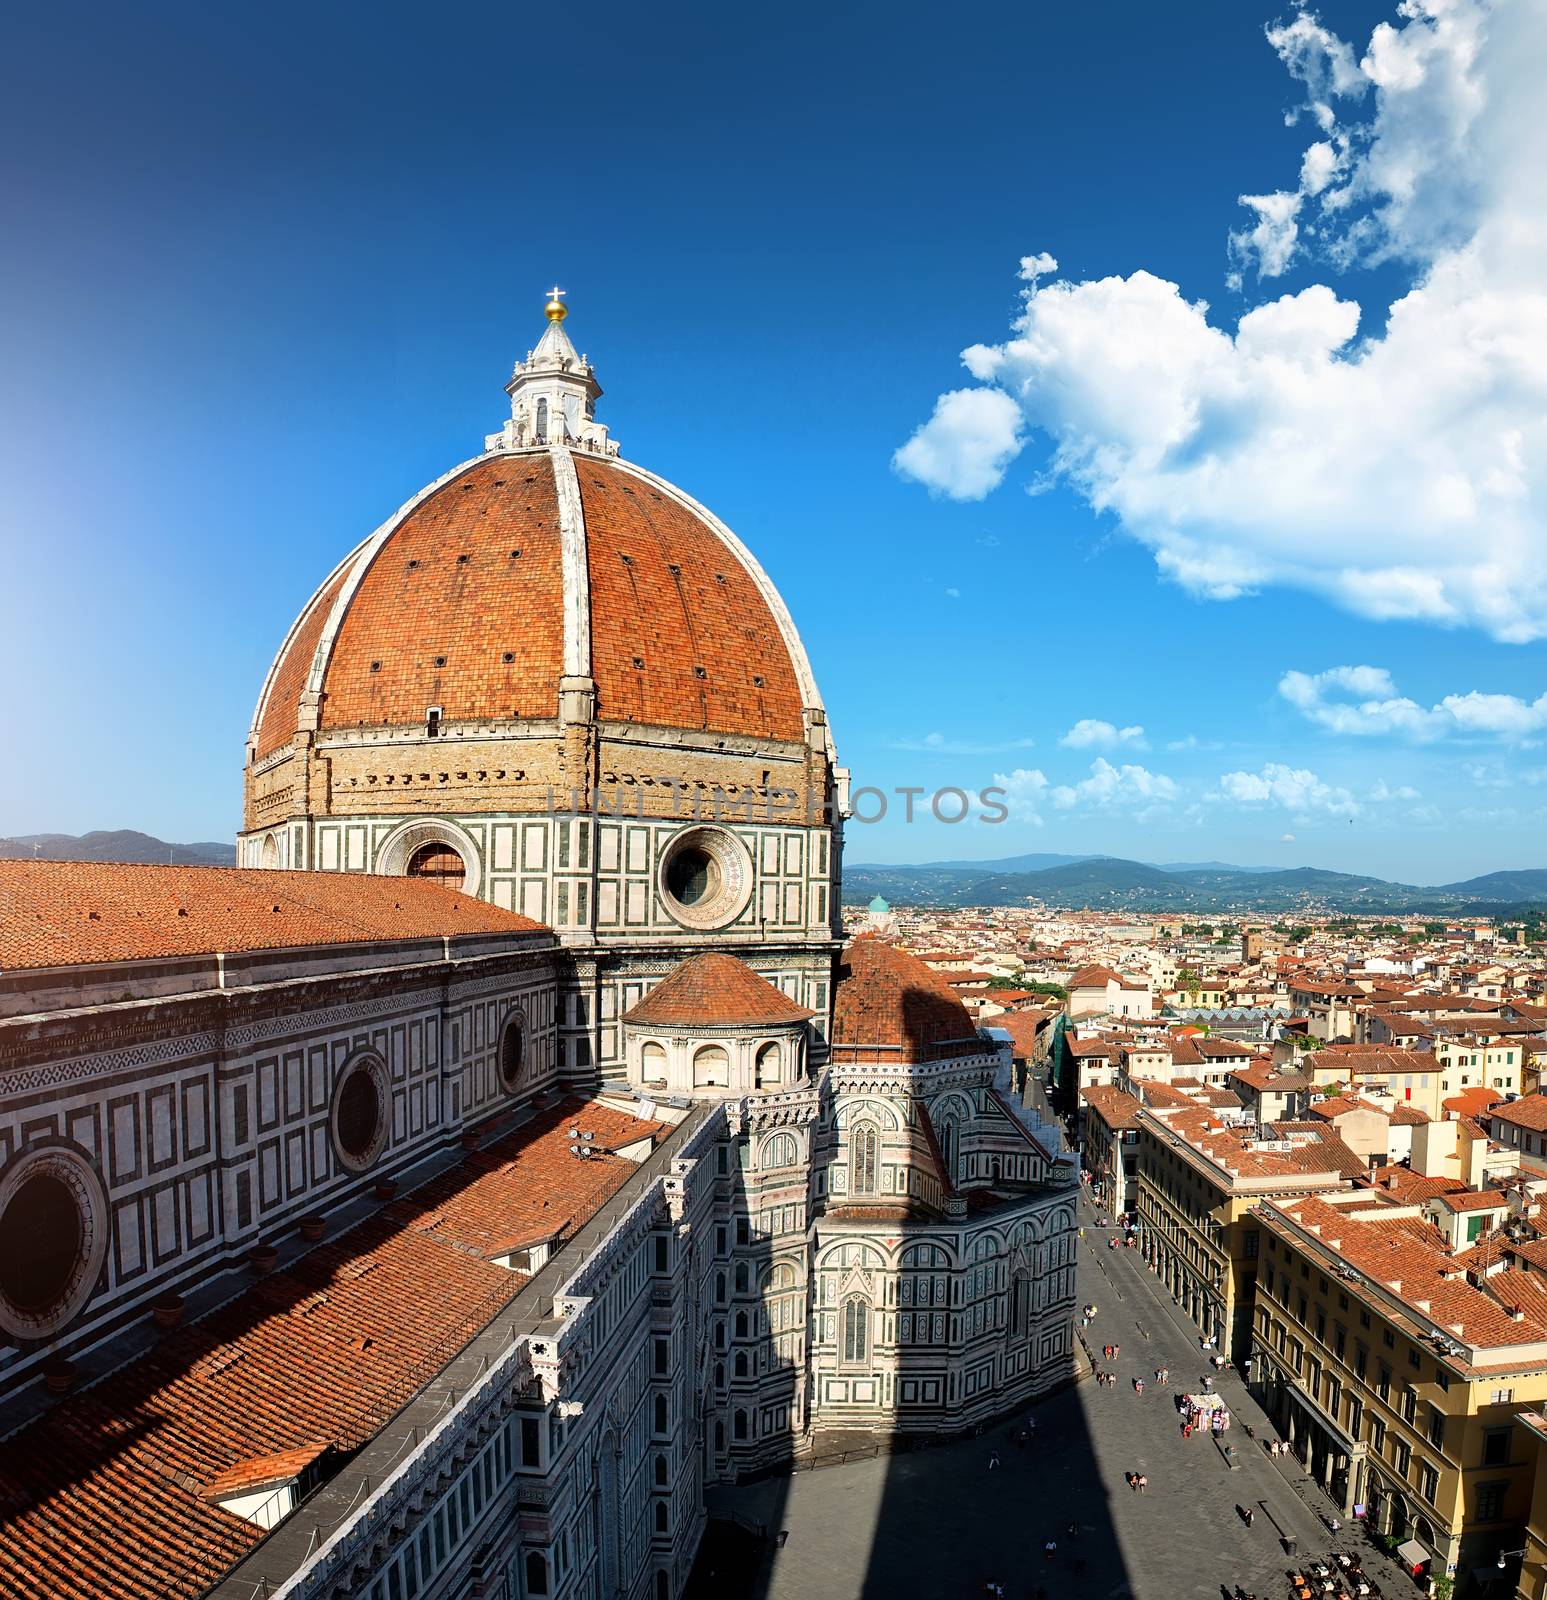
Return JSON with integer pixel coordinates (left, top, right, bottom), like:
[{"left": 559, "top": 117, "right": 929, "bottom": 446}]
[
  {"left": 405, "top": 841, "right": 467, "bottom": 890},
  {"left": 715, "top": 1272, "right": 726, "bottom": 1303},
  {"left": 693, "top": 1045, "right": 729, "bottom": 1088},
  {"left": 525, "top": 1551, "right": 549, "bottom": 1596},
  {"left": 850, "top": 1122, "right": 879, "bottom": 1196},
  {"left": 640, "top": 1041, "right": 667, "bottom": 1086},
  {"left": 535, "top": 397, "right": 548, "bottom": 444},
  {"left": 735, "top": 1310, "right": 748, "bottom": 1338},
  {"left": 734, "top": 1351, "right": 748, "bottom": 1377},
  {"left": 654, "top": 1501, "right": 668, "bottom": 1534},
  {"left": 714, "top": 1360, "right": 725, "bottom": 1389},
  {"left": 733, "top": 1408, "right": 748, "bottom": 1441},
  {"left": 734, "top": 1261, "right": 749, "bottom": 1294},
  {"left": 842, "top": 1297, "right": 870, "bottom": 1365},
  {"left": 1012, "top": 1271, "right": 1033, "bottom": 1337},
  {"left": 754, "top": 1041, "right": 780, "bottom": 1089},
  {"left": 654, "top": 1393, "right": 668, "bottom": 1435},
  {"left": 762, "top": 1131, "right": 796, "bottom": 1169},
  {"left": 937, "top": 1117, "right": 958, "bottom": 1186},
  {"left": 656, "top": 1572, "right": 669, "bottom": 1600},
  {"left": 654, "top": 1453, "right": 668, "bottom": 1486}
]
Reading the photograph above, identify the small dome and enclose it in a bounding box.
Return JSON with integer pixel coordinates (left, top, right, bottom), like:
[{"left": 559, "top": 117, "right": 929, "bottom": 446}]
[
  {"left": 624, "top": 952, "right": 814, "bottom": 1029},
  {"left": 831, "top": 937, "right": 979, "bottom": 1063},
  {"left": 866, "top": 894, "right": 890, "bottom": 913}
]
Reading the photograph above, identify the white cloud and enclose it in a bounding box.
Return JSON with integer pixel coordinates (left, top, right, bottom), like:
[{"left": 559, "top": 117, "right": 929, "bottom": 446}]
[
  {"left": 1060, "top": 718, "right": 1147, "bottom": 749},
  {"left": 944, "top": 586, "right": 961, "bottom": 599},
  {"left": 1166, "top": 734, "right": 1224, "bottom": 752},
  {"left": 1212, "top": 762, "right": 1359, "bottom": 816},
  {"left": 1281, "top": 664, "right": 1547, "bottom": 741},
  {"left": 893, "top": 731, "right": 1037, "bottom": 755},
  {"left": 1049, "top": 758, "right": 1178, "bottom": 811},
  {"left": 1280, "top": 832, "right": 1297, "bottom": 843},
  {"left": 891, "top": 387, "right": 1024, "bottom": 500},
  {"left": 894, "top": 1, "right": 1547, "bottom": 642},
  {"left": 992, "top": 766, "right": 1050, "bottom": 822}
]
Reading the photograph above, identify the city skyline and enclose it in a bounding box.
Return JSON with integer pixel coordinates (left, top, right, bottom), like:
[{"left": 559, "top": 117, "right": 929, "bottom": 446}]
[{"left": 2, "top": 0, "right": 1543, "bottom": 882}]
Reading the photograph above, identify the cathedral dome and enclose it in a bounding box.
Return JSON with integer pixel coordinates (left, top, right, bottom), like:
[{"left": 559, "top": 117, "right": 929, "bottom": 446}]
[{"left": 249, "top": 300, "right": 826, "bottom": 763}]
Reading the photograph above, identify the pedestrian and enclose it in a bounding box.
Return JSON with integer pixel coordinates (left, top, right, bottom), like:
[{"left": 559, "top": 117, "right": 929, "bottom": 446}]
[
  {"left": 988, "top": 1449, "right": 1000, "bottom": 1470},
  {"left": 1137, "top": 1474, "right": 1147, "bottom": 1493},
  {"left": 1244, "top": 1506, "right": 1254, "bottom": 1527},
  {"left": 1043, "top": 1538, "right": 1057, "bottom": 1561}
]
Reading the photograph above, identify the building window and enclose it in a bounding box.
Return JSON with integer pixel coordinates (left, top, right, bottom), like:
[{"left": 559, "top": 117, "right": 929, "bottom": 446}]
[
  {"left": 1477, "top": 1480, "right": 1507, "bottom": 1522},
  {"left": 330, "top": 1049, "right": 391, "bottom": 1174},
  {"left": 851, "top": 1123, "right": 879, "bottom": 1197},
  {"left": 405, "top": 841, "right": 467, "bottom": 890},
  {"left": 762, "top": 1132, "right": 797, "bottom": 1169},
  {"left": 842, "top": 1298, "right": 870, "bottom": 1365},
  {"left": 1483, "top": 1428, "right": 1512, "bottom": 1467},
  {"left": 525, "top": 1552, "right": 549, "bottom": 1596},
  {"left": 1427, "top": 1406, "right": 1444, "bottom": 1449},
  {"left": 499, "top": 1012, "right": 526, "bottom": 1093},
  {"left": 1418, "top": 1460, "right": 1439, "bottom": 1504}
]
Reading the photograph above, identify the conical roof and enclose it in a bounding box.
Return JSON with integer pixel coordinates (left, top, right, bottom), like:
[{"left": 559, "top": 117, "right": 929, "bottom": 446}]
[{"left": 624, "top": 952, "right": 814, "bottom": 1028}]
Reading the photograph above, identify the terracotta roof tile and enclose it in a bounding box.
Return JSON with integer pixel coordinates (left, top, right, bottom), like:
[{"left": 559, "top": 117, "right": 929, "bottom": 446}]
[
  {"left": 831, "top": 937, "right": 980, "bottom": 1063},
  {"left": 623, "top": 952, "right": 813, "bottom": 1028},
  {"left": 0, "top": 860, "right": 544, "bottom": 972},
  {"left": 0, "top": 1097, "right": 661, "bottom": 1600}
]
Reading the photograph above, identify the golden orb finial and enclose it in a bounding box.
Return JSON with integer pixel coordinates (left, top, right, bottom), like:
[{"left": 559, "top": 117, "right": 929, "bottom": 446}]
[{"left": 544, "top": 285, "right": 568, "bottom": 323}]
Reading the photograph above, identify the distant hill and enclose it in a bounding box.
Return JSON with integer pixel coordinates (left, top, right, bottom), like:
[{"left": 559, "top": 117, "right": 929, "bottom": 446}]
[
  {"left": 845, "top": 853, "right": 1547, "bottom": 913},
  {"left": 0, "top": 830, "right": 236, "bottom": 866},
  {"left": 1441, "top": 868, "right": 1547, "bottom": 900}
]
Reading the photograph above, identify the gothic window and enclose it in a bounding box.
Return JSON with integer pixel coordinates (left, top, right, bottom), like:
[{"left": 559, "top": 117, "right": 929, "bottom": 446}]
[
  {"left": 851, "top": 1122, "right": 879, "bottom": 1197},
  {"left": 653, "top": 1394, "right": 668, "bottom": 1435},
  {"left": 735, "top": 1261, "right": 749, "bottom": 1294},
  {"left": 762, "top": 1131, "right": 796, "bottom": 1169},
  {"left": 535, "top": 397, "right": 548, "bottom": 444},
  {"left": 733, "top": 1408, "right": 748, "bottom": 1441},
  {"left": 734, "top": 1351, "right": 748, "bottom": 1377},
  {"left": 842, "top": 1297, "right": 870, "bottom": 1365},
  {"left": 1012, "top": 1272, "right": 1033, "bottom": 1337},
  {"left": 525, "top": 1551, "right": 549, "bottom": 1595},
  {"left": 654, "top": 1501, "right": 668, "bottom": 1534},
  {"left": 937, "top": 1117, "right": 958, "bottom": 1186},
  {"left": 735, "top": 1310, "right": 748, "bottom": 1338}
]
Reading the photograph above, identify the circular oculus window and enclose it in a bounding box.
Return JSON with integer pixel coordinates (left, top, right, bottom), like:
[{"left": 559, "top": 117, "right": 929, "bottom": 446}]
[
  {"left": 0, "top": 1149, "right": 108, "bottom": 1341},
  {"left": 499, "top": 1012, "right": 526, "bottom": 1093},
  {"left": 657, "top": 826, "right": 753, "bottom": 930},
  {"left": 330, "top": 1051, "right": 390, "bottom": 1173}
]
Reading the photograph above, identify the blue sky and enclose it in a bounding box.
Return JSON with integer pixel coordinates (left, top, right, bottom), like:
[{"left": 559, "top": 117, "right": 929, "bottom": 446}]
[{"left": 1, "top": 0, "right": 1542, "bottom": 882}]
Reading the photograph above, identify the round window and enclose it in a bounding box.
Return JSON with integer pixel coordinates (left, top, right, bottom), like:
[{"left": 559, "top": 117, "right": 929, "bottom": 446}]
[
  {"left": 0, "top": 1150, "right": 107, "bottom": 1340},
  {"left": 330, "top": 1052, "right": 390, "bottom": 1173},
  {"left": 499, "top": 1013, "right": 526, "bottom": 1092},
  {"left": 657, "top": 827, "right": 753, "bottom": 930}
]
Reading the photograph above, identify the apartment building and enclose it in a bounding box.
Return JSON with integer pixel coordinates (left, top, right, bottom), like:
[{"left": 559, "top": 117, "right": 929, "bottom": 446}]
[{"left": 1252, "top": 1188, "right": 1547, "bottom": 1590}]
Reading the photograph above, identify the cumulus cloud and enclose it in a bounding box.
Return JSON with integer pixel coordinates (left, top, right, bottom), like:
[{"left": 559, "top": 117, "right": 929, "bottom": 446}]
[
  {"left": 1212, "top": 763, "right": 1360, "bottom": 816},
  {"left": 891, "top": 387, "right": 1024, "bottom": 500},
  {"left": 1060, "top": 718, "right": 1146, "bottom": 749},
  {"left": 894, "top": 1, "right": 1547, "bottom": 641},
  {"left": 1049, "top": 758, "right": 1178, "bottom": 811},
  {"left": 1280, "top": 832, "right": 1298, "bottom": 843},
  {"left": 992, "top": 766, "right": 1050, "bottom": 822},
  {"left": 1281, "top": 664, "right": 1547, "bottom": 740}
]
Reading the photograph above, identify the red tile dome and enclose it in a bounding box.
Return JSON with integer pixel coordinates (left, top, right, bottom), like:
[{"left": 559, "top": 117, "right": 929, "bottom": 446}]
[
  {"left": 831, "top": 937, "right": 982, "bottom": 1064},
  {"left": 250, "top": 450, "right": 816, "bottom": 760}
]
